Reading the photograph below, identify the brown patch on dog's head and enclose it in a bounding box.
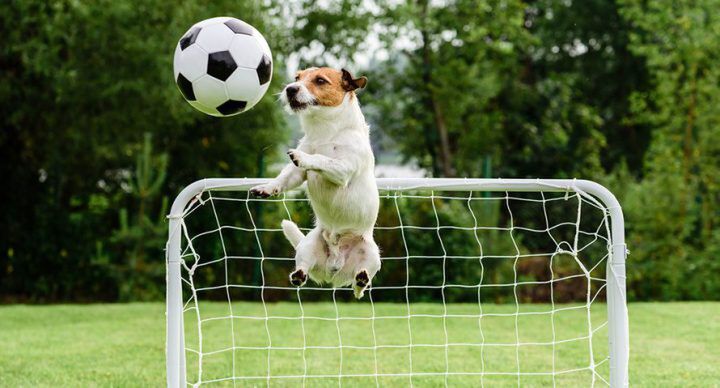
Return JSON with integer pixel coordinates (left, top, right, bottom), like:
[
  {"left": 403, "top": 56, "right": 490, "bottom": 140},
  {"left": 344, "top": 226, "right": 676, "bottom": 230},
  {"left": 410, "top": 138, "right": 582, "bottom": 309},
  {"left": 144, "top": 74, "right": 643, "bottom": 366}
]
[{"left": 295, "top": 67, "right": 367, "bottom": 107}]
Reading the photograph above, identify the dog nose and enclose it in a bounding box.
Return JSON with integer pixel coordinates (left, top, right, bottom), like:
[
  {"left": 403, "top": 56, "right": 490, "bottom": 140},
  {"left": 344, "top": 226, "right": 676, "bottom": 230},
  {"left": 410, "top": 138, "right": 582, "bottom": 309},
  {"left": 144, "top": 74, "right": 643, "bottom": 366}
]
[{"left": 286, "top": 85, "right": 299, "bottom": 98}]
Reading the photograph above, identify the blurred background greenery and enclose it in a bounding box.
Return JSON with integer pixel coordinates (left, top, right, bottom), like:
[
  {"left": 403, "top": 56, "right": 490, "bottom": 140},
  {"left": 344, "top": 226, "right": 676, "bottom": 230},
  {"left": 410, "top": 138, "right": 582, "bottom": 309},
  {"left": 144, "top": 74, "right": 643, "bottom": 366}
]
[{"left": 1, "top": 0, "right": 718, "bottom": 303}]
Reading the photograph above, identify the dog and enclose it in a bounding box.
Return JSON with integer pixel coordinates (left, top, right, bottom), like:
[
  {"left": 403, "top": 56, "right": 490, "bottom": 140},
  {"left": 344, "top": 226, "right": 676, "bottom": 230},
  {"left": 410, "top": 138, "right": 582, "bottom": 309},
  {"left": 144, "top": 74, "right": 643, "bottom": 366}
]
[{"left": 250, "top": 67, "right": 381, "bottom": 299}]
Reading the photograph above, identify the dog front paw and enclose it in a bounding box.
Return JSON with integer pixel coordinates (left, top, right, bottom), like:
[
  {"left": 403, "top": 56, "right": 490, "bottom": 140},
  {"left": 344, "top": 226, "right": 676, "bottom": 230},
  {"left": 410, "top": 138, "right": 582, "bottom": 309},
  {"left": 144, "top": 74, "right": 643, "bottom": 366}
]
[
  {"left": 290, "top": 269, "right": 308, "bottom": 287},
  {"left": 287, "top": 149, "right": 308, "bottom": 168},
  {"left": 249, "top": 184, "right": 279, "bottom": 198}
]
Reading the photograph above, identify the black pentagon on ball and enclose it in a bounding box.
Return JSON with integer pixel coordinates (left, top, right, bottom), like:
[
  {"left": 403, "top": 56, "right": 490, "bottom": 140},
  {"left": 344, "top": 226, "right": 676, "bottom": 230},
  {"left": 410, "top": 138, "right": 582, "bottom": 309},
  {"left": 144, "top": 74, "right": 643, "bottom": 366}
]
[
  {"left": 216, "top": 99, "right": 247, "bottom": 115},
  {"left": 207, "top": 51, "right": 237, "bottom": 81},
  {"left": 224, "top": 19, "right": 253, "bottom": 35},
  {"left": 179, "top": 27, "right": 200, "bottom": 50},
  {"left": 256, "top": 54, "right": 272, "bottom": 85},
  {"left": 176, "top": 73, "right": 195, "bottom": 101}
]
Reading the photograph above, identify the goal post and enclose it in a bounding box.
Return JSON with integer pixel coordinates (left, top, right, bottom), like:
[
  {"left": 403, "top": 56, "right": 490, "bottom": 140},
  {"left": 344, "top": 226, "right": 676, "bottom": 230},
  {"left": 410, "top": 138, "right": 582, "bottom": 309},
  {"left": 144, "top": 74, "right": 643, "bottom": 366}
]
[{"left": 166, "top": 178, "right": 629, "bottom": 387}]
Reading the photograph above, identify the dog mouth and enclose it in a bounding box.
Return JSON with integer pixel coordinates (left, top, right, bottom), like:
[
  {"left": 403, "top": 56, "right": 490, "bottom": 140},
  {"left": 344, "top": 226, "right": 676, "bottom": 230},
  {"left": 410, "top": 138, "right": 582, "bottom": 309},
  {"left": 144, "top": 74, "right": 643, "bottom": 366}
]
[{"left": 288, "top": 98, "right": 316, "bottom": 112}]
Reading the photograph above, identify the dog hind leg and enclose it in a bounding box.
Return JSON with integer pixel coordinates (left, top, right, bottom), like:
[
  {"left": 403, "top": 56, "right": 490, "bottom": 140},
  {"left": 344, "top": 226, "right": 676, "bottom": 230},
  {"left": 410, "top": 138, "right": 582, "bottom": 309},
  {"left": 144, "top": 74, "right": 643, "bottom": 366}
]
[
  {"left": 349, "top": 237, "right": 381, "bottom": 299},
  {"left": 290, "top": 227, "right": 327, "bottom": 287}
]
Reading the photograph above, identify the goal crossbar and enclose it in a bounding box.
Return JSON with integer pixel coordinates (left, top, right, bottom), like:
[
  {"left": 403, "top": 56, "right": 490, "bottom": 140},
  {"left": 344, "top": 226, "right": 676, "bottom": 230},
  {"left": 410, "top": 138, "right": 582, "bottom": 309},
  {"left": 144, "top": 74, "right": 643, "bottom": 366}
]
[{"left": 165, "top": 178, "right": 629, "bottom": 387}]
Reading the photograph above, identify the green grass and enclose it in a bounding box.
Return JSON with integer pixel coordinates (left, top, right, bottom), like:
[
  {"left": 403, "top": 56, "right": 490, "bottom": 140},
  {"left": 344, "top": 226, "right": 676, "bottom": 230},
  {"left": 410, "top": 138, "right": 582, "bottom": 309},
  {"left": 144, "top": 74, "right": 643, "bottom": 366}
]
[{"left": 0, "top": 302, "right": 717, "bottom": 387}]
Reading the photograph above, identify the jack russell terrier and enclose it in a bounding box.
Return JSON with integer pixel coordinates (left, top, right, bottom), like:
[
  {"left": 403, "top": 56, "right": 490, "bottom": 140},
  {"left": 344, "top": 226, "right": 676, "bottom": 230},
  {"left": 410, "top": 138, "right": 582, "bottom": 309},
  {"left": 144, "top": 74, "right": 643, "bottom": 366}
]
[{"left": 250, "top": 67, "right": 381, "bottom": 299}]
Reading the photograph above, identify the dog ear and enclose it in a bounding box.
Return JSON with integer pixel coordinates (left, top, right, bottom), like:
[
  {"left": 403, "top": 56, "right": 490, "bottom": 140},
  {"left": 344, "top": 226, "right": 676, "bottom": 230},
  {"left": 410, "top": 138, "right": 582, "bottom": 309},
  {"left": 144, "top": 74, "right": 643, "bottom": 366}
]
[{"left": 341, "top": 68, "right": 368, "bottom": 91}]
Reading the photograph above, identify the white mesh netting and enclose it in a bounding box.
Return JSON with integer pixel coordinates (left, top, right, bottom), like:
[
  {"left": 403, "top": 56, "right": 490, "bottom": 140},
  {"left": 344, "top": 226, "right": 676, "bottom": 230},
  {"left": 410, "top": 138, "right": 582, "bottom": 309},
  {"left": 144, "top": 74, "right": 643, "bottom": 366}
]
[{"left": 168, "top": 182, "right": 618, "bottom": 386}]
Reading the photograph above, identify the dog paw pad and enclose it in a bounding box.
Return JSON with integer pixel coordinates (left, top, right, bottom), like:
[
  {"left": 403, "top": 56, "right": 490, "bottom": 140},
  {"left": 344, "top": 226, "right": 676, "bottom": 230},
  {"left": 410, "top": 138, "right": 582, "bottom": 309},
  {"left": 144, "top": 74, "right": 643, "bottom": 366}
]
[
  {"left": 250, "top": 187, "right": 274, "bottom": 198},
  {"left": 355, "top": 270, "right": 369, "bottom": 288},
  {"left": 290, "top": 269, "right": 307, "bottom": 286}
]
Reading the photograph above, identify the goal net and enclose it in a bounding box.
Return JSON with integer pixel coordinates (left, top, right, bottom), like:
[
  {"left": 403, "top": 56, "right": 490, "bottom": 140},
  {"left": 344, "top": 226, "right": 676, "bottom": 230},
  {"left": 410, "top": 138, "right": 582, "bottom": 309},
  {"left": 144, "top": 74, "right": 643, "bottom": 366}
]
[{"left": 166, "top": 178, "right": 628, "bottom": 387}]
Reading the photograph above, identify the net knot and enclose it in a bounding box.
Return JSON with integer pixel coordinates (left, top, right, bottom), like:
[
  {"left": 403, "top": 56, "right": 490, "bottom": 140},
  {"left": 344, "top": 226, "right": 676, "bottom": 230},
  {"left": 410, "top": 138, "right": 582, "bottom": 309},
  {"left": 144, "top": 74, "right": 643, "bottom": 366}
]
[
  {"left": 562, "top": 178, "right": 578, "bottom": 200},
  {"left": 194, "top": 192, "right": 208, "bottom": 205},
  {"left": 166, "top": 192, "right": 208, "bottom": 220}
]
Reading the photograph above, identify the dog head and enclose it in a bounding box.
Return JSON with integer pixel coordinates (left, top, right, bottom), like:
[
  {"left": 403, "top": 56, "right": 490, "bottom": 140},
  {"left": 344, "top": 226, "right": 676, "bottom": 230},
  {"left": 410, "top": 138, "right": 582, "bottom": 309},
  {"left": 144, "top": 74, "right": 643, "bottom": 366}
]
[{"left": 281, "top": 67, "right": 367, "bottom": 114}]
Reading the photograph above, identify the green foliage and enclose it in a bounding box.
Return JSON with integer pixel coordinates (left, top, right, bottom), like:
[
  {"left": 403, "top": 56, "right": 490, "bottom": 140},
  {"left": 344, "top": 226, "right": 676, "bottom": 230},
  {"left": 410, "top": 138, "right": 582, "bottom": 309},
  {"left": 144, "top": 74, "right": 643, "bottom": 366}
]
[
  {"left": 0, "top": 0, "right": 290, "bottom": 301},
  {"left": 1, "top": 0, "right": 719, "bottom": 302},
  {"left": 289, "top": 0, "right": 629, "bottom": 179},
  {"left": 110, "top": 133, "right": 168, "bottom": 301},
  {"left": 611, "top": 0, "right": 720, "bottom": 300},
  {"left": 371, "top": 0, "right": 538, "bottom": 177}
]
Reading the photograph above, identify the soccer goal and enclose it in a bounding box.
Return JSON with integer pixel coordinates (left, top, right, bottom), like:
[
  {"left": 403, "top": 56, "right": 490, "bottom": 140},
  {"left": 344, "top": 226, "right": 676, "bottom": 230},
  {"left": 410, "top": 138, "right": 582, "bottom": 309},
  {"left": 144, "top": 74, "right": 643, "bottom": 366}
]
[{"left": 166, "top": 178, "right": 628, "bottom": 387}]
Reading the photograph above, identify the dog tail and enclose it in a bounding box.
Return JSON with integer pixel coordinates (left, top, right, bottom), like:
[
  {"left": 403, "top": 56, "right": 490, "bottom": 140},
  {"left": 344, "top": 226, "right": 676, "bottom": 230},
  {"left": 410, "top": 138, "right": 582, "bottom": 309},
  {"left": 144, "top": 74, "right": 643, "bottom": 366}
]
[{"left": 281, "top": 220, "right": 304, "bottom": 249}]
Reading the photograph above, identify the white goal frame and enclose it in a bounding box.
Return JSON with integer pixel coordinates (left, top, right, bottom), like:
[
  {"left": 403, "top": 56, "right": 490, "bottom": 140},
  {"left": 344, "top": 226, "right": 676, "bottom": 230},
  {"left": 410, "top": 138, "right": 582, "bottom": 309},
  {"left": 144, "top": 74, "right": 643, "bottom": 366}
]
[{"left": 165, "top": 178, "right": 629, "bottom": 387}]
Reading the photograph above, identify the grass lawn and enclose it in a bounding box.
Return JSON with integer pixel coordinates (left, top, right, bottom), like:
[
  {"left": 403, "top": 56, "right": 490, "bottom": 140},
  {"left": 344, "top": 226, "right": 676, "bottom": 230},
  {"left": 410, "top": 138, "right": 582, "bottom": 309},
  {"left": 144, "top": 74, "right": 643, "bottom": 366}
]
[{"left": 0, "top": 302, "right": 717, "bottom": 387}]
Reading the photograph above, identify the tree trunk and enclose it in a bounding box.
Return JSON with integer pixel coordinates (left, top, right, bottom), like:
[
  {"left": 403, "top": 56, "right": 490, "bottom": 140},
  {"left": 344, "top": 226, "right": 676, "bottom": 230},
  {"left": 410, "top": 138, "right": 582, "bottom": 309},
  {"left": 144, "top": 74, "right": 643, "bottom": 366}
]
[
  {"left": 430, "top": 95, "right": 454, "bottom": 176},
  {"left": 679, "top": 62, "right": 697, "bottom": 223},
  {"left": 418, "top": 0, "right": 455, "bottom": 177}
]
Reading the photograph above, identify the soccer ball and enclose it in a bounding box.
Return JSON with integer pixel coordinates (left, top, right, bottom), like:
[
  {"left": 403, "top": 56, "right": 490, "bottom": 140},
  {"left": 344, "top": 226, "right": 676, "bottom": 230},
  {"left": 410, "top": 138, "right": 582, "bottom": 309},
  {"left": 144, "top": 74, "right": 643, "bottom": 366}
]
[{"left": 173, "top": 17, "right": 273, "bottom": 117}]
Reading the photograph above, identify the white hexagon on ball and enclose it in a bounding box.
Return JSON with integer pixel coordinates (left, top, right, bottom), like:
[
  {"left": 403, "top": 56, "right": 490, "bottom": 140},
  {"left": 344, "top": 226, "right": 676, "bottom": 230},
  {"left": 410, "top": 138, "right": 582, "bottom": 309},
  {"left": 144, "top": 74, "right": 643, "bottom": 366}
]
[
  {"left": 226, "top": 68, "right": 261, "bottom": 102},
  {"left": 195, "top": 23, "right": 235, "bottom": 53},
  {"left": 176, "top": 44, "right": 208, "bottom": 82},
  {"left": 193, "top": 75, "right": 228, "bottom": 113},
  {"left": 229, "top": 35, "right": 264, "bottom": 69}
]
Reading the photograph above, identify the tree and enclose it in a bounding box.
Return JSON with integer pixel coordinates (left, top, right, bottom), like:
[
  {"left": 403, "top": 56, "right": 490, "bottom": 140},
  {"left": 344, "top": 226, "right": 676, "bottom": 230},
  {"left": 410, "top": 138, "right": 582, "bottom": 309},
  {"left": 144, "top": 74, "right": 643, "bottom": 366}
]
[
  {"left": 615, "top": 0, "right": 720, "bottom": 300},
  {"left": 110, "top": 133, "right": 168, "bottom": 300},
  {"left": 286, "top": 0, "right": 623, "bottom": 179},
  {"left": 0, "top": 0, "right": 290, "bottom": 301}
]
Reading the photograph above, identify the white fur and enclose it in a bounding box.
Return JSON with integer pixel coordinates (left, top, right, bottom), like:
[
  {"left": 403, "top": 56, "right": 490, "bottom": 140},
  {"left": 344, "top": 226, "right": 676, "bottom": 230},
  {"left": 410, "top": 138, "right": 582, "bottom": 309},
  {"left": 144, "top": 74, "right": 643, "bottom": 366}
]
[{"left": 251, "top": 79, "right": 380, "bottom": 299}]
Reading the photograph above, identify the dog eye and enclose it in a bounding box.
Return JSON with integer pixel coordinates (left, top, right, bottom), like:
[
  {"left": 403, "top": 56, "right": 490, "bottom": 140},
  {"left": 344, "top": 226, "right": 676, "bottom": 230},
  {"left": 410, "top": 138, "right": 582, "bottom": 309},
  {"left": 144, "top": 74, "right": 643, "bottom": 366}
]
[
  {"left": 294, "top": 76, "right": 300, "bottom": 81},
  {"left": 315, "top": 77, "right": 327, "bottom": 85}
]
